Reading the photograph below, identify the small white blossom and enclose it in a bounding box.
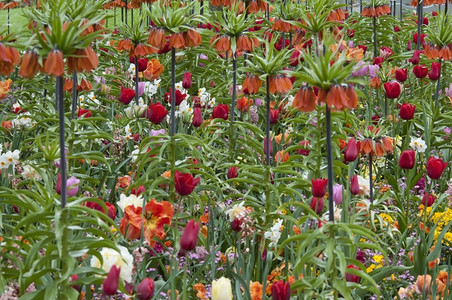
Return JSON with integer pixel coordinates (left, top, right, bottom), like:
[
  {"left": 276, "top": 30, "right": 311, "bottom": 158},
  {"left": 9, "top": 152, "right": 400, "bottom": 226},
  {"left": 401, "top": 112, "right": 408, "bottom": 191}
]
[
  {"left": 90, "top": 245, "right": 134, "bottom": 282},
  {"left": 21, "top": 164, "right": 42, "bottom": 180},
  {"left": 117, "top": 193, "right": 144, "bottom": 211},
  {"left": 264, "top": 219, "right": 283, "bottom": 246},
  {"left": 409, "top": 137, "right": 426, "bottom": 153}
]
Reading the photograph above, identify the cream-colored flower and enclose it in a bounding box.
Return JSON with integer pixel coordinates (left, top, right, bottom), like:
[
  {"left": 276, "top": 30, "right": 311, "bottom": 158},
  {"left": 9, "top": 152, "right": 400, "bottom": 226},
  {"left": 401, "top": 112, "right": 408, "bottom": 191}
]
[
  {"left": 225, "top": 201, "right": 246, "bottom": 221},
  {"left": 90, "top": 245, "right": 134, "bottom": 282},
  {"left": 211, "top": 277, "right": 233, "bottom": 300},
  {"left": 117, "top": 193, "right": 144, "bottom": 211},
  {"left": 357, "top": 175, "right": 370, "bottom": 196}
]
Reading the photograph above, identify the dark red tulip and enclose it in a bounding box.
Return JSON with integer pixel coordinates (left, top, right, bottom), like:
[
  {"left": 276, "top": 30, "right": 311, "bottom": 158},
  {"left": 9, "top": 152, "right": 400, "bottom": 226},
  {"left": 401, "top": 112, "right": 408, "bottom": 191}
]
[
  {"left": 413, "top": 64, "right": 428, "bottom": 78},
  {"left": 231, "top": 218, "right": 242, "bottom": 232},
  {"left": 180, "top": 220, "right": 200, "bottom": 251},
  {"left": 310, "top": 197, "right": 324, "bottom": 215},
  {"left": 165, "top": 89, "right": 187, "bottom": 106},
  {"left": 103, "top": 265, "right": 120, "bottom": 296},
  {"left": 147, "top": 102, "right": 168, "bottom": 125},
  {"left": 408, "top": 50, "right": 421, "bottom": 65},
  {"left": 137, "top": 58, "right": 148, "bottom": 72},
  {"left": 399, "top": 103, "right": 415, "bottom": 120},
  {"left": 395, "top": 68, "right": 407, "bottom": 82},
  {"left": 174, "top": 171, "right": 200, "bottom": 196},
  {"left": 105, "top": 202, "right": 116, "bottom": 220},
  {"left": 344, "top": 138, "right": 359, "bottom": 162},
  {"left": 182, "top": 72, "right": 192, "bottom": 89},
  {"left": 357, "top": 44, "right": 367, "bottom": 54},
  {"left": 347, "top": 29, "right": 355, "bottom": 38},
  {"left": 311, "top": 178, "right": 328, "bottom": 198},
  {"left": 350, "top": 175, "right": 359, "bottom": 195},
  {"left": 77, "top": 108, "right": 92, "bottom": 118},
  {"left": 383, "top": 81, "right": 401, "bottom": 99},
  {"left": 271, "top": 280, "right": 290, "bottom": 300},
  {"left": 192, "top": 107, "right": 203, "bottom": 127},
  {"left": 372, "top": 56, "right": 384, "bottom": 66},
  {"left": 297, "top": 140, "right": 310, "bottom": 156},
  {"left": 131, "top": 185, "right": 146, "bottom": 196},
  {"left": 136, "top": 278, "right": 155, "bottom": 300},
  {"left": 426, "top": 157, "right": 448, "bottom": 180},
  {"left": 70, "top": 274, "right": 80, "bottom": 291},
  {"left": 270, "top": 109, "right": 279, "bottom": 124},
  {"left": 119, "top": 86, "right": 135, "bottom": 105},
  {"left": 345, "top": 265, "right": 360, "bottom": 283},
  {"left": 394, "top": 26, "right": 400, "bottom": 32},
  {"left": 227, "top": 166, "right": 238, "bottom": 179},
  {"left": 428, "top": 62, "right": 441, "bottom": 80},
  {"left": 399, "top": 150, "right": 416, "bottom": 169},
  {"left": 289, "top": 49, "right": 303, "bottom": 66},
  {"left": 422, "top": 193, "right": 436, "bottom": 207},
  {"left": 407, "top": 41, "right": 412, "bottom": 51},
  {"left": 212, "top": 104, "right": 229, "bottom": 120}
]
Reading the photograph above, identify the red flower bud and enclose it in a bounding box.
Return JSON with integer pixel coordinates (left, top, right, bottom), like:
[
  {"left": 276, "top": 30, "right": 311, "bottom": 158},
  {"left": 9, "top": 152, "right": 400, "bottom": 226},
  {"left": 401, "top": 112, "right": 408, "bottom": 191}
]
[
  {"left": 175, "top": 171, "right": 200, "bottom": 196},
  {"left": 344, "top": 138, "right": 359, "bottom": 162},
  {"left": 103, "top": 265, "right": 120, "bottom": 296},
  {"left": 136, "top": 278, "right": 155, "bottom": 300},
  {"left": 310, "top": 197, "right": 324, "bottom": 215},
  {"left": 383, "top": 81, "right": 401, "bottom": 98},
  {"left": 227, "top": 166, "right": 238, "bottom": 179},
  {"left": 428, "top": 62, "right": 441, "bottom": 80},
  {"left": 399, "top": 150, "right": 416, "bottom": 169},
  {"left": 182, "top": 72, "right": 192, "bottom": 89},
  {"left": 426, "top": 157, "right": 448, "bottom": 180},
  {"left": 270, "top": 109, "right": 280, "bottom": 124},
  {"left": 271, "top": 280, "right": 291, "bottom": 300},
  {"left": 311, "top": 178, "right": 328, "bottom": 198},
  {"left": 395, "top": 68, "right": 407, "bottom": 82},
  {"left": 350, "top": 175, "right": 359, "bottom": 195},
  {"left": 422, "top": 193, "right": 436, "bottom": 207},
  {"left": 413, "top": 64, "right": 428, "bottom": 78},
  {"left": 231, "top": 218, "right": 242, "bottom": 232},
  {"left": 408, "top": 50, "right": 421, "bottom": 65},
  {"left": 399, "top": 103, "right": 415, "bottom": 120},
  {"left": 180, "top": 220, "right": 200, "bottom": 251},
  {"left": 192, "top": 107, "right": 203, "bottom": 127}
]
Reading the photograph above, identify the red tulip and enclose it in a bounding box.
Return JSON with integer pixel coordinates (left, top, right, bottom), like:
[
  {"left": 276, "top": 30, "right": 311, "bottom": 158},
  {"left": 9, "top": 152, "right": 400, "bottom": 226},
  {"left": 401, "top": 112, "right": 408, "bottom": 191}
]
[
  {"left": 131, "top": 185, "right": 146, "bottom": 196},
  {"left": 119, "top": 86, "right": 135, "bottom": 105},
  {"left": 426, "top": 157, "right": 448, "bottom": 179},
  {"left": 182, "top": 72, "right": 192, "bottom": 89},
  {"left": 395, "top": 68, "right": 407, "bottom": 82},
  {"left": 137, "top": 278, "right": 155, "bottom": 300},
  {"left": 289, "top": 49, "right": 303, "bottom": 66},
  {"left": 428, "top": 62, "right": 441, "bottom": 80},
  {"left": 372, "top": 56, "right": 384, "bottom": 66},
  {"left": 422, "top": 193, "right": 436, "bottom": 207},
  {"left": 399, "top": 150, "right": 415, "bottom": 169},
  {"left": 270, "top": 109, "right": 279, "bottom": 124},
  {"left": 212, "top": 104, "right": 229, "bottom": 120},
  {"left": 192, "top": 107, "right": 203, "bottom": 127},
  {"left": 271, "top": 280, "right": 290, "bottom": 300},
  {"left": 350, "top": 175, "right": 359, "bottom": 195},
  {"left": 165, "top": 89, "right": 187, "bottom": 106},
  {"left": 413, "top": 65, "right": 428, "bottom": 78},
  {"left": 383, "top": 81, "right": 401, "bottom": 98},
  {"left": 227, "top": 166, "right": 238, "bottom": 179},
  {"left": 408, "top": 50, "right": 421, "bottom": 64},
  {"left": 311, "top": 178, "right": 328, "bottom": 198},
  {"left": 105, "top": 202, "right": 116, "bottom": 220},
  {"left": 180, "top": 220, "right": 200, "bottom": 251},
  {"left": 344, "top": 138, "right": 359, "bottom": 162},
  {"left": 137, "top": 58, "right": 148, "bottom": 72},
  {"left": 231, "top": 218, "right": 242, "bottom": 232},
  {"left": 174, "top": 171, "right": 200, "bottom": 196},
  {"left": 147, "top": 102, "right": 168, "bottom": 125},
  {"left": 310, "top": 197, "right": 324, "bottom": 215},
  {"left": 345, "top": 265, "right": 360, "bottom": 283},
  {"left": 399, "top": 103, "right": 415, "bottom": 120},
  {"left": 297, "top": 140, "right": 310, "bottom": 156},
  {"left": 103, "top": 265, "right": 120, "bottom": 296},
  {"left": 77, "top": 108, "right": 92, "bottom": 118}
]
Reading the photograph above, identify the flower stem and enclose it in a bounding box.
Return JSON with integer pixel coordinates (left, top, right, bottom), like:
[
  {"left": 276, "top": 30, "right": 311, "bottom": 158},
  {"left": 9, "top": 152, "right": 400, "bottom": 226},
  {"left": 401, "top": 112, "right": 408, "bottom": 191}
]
[
  {"left": 229, "top": 55, "right": 236, "bottom": 162},
  {"left": 266, "top": 75, "right": 270, "bottom": 166},
  {"left": 57, "top": 76, "right": 67, "bottom": 208},
  {"left": 368, "top": 154, "right": 373, "bottom": 203},
  {"left": 135, "top": 55, "right": 139, "bottom": 106},
  {"left": 434, "top": 63, "right": 441, "bottom": 110},
  {"left": 71, "top": 70, "right": 78, "bottom": 120},
  {"left": 170, "top": 47, "right": 176, "bottom": 136},
  {"left": 373, "top": 16, "right": 377, "bottom": 58},
  {"left": 325, "top": 106, "right": 334, "bottom": 222}
]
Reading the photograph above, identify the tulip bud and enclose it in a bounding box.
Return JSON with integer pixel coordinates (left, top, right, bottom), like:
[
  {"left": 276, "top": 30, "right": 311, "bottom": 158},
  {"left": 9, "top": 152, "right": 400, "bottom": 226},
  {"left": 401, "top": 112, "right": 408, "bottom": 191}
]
[
  {"left": 103, "top": 265, "right": 121, "bottom": 296},
  {"left": 212, "top": 277, "right": 233, "bottom": 300},
  {"left": 399, "top": 103, "right": 415, "bottom": 120},
  {"left": 413, "top": 64, "right": 428, "bottom": 78},
  {"left": 344, "top": 138, "right": 359, "bottom": 162},
  {"left": 310, "top": 197, "right": 324, "bottom": 215},
  {"left": 350, "top": 175, "right": 359, "bottom": 195},
  {"left": 270, "top": 109, "right": 280, "bottom": 124},
  {"left": 180, "top": 220, "right": 200, "bottom": 252},
  {"left": 56, "top": 174, "right": 80, "bottom": 197},
  {"left": 192, "top": 107, "right": 203, "bottom": 127},
  {"left": 311, "top": 178, "right": 328, "bottom": 198},
  {"left": 383, "top": 81, "right": 401, "bottom": 99},
  {"left": 333, "top": 184, "right": 343, "bottom": 205},
  {"left": 408, "top": 50, "right": 421, "bottom": 64},
  {"left": 422, "top": 193, "right": 436, "bottom": 207},
  {"left": 182, "top": 72, "right": 192, "bottom": 89},
  {"left": 398, "top": 150, "right": 416, "bottom": 169},
  {"left": 271, "top": 280, "right": 290, "bottom": 300},
  {"left": 231, "top": 218, "right": 242, "bottom": 232},
  {"left": 395, "top": 68, "right": 407, "bottom": 82},
  {"left": 426, "top": 156, "right": 448, "bottom": 180},
  {"left": 227, "top": 166, "right": 238, "bottom": 179},
  {"left": 136, "top": 278, "right": 155, "bottom": 300},
  {"left": 131, "top": 185, "right": 146, "bottom": 196},
  {"left": 428, "top": 62, "right": 441, "bottom": 80},
  {"left": 345, "top": 265, "right": 360, "bottom": 283}
]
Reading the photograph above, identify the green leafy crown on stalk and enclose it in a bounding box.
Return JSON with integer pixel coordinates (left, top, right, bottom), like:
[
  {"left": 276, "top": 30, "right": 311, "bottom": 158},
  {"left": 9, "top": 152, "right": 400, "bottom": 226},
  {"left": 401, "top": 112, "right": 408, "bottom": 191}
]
[
  {"left": 148, "top": 0, "right": 201, "bottom": 34},
  {"left": 23, "top": 0, "right": 108, "bottom": 56},
  {"left": 240, "top": 37, "right": 292, "bottom": 77},
  {"left": 425, "top": 13, "right": 452, "bottom": 47}
]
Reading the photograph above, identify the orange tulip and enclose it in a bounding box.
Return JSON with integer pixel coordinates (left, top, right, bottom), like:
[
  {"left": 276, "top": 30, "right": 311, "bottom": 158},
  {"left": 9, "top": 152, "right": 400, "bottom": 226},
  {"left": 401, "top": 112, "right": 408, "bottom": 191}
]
[
  {"left": 144, "top": 58, "right": 164, "bottom": 80},
  {"left": 237, "top": 96, "right": 252, "bottom": 112},
  {"left": 44, "top": 49, "right": 65, "bottom": 77},
  {"left": 293, "top": 86, "right": 316, "bottom": 112},
  {"left": 19, "top": 50, "right": 40, "bottom": 79}
]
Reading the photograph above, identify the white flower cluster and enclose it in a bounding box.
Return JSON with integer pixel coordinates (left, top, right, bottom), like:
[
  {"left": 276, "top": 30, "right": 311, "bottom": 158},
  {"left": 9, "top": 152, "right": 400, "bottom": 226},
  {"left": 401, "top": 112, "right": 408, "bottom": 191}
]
[
  {"left": 124, "top": 97, "right": 147, "bottom": 118},
  {"left": 12, "top": 112, "right": 34, "bottom": 128},
  {"left": 409, "top": 137, "right": 426, "bottom": 153},
  {"left": 264, "top": 218, "right": 283, "bottom": 246},
  {"left": 0, "top": 148, "right": 20, "bottom": 170},
  {"left": 198, "top": 87, "right": 216, "bottom": 108},
  {"left": 78, "top": 92, "right": 100, "bottom": 109},
  {"left": 90, "top": 245, "right": 134, "bottom": 282},
  {"left": 117, "top": 193, "right": 144, "bottom": 211},
  {"left": 144, "top": 79, "right": 161, "bottom": 97}
]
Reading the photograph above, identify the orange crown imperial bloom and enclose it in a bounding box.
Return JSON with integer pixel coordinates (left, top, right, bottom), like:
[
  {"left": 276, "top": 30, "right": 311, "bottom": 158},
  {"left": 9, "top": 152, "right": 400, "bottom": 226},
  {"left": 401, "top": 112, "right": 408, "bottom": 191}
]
[
  {"left": 184, "top": 29, "right": 202, "bottom": 47},
  {"left": 213, "top": 35, "right": 231, "bottom": 53},
  {"left": 169, "top": 33, "right": 186, "bottom": 49},
  {"left": 324, "top": 84, "right": 357, "bottom": 110},
  {"left": 268, "top": 75, "right": 292, "bottom": 94},
  {"left": 68, "top": 46, "right": 99, "bottom": 73},
  {"left": 44, "top": 49, "right": 65, "bottom": 77},
  {"left": 120, "top": 199, "right": 174, "bottom": 247},
  {"left": 117, "top": 39, "right": 132, "bottom": 52},
  {"left": 242, "top": 75, "right": 261, "bottom": 94},
  {"left": 293, "top": 86, "right": 317, "bottom": 112},
  {"left": 19, "top": 50, "right": 40, "bottom": 79},
  {"left": 147, "top": 27, "right": 167, "bottom": 50},
  {"left": 0, "top": 43, "right": 20, "bottom": 76}
]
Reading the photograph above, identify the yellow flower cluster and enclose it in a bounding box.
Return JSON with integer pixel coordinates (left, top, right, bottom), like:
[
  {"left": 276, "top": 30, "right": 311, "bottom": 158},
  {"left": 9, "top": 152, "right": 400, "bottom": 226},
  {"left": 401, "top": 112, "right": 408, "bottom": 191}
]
[
  {"left": 423, "top": 207, "right": 452, "bottom": 246},
  {"left": 366, "top": 254, "right": 384, "bottom": 273}
]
